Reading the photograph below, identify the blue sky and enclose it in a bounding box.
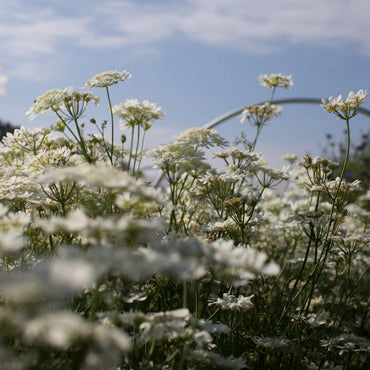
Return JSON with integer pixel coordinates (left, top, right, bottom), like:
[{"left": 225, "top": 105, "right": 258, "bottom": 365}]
[{"left": 1, "top": 0, "right": 369, "bottom": 167}]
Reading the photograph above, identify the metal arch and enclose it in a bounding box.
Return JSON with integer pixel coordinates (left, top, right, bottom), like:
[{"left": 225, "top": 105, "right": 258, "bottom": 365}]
[
  {"left": 204, "top": 98, "right": 370, "bottom": 130},
  {"left": 154, "top": 98, "right": 370, "bottom": 186}
]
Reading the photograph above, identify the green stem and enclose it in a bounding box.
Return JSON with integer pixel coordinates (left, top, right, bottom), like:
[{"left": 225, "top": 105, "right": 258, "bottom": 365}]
[
  {"left": 251, "top": 124, "right": 263, "bottom": 152},
  {"left": 106, "top": 86, "right": 115, "bottom": 165},
  {"left": 251, "top": 87, "right": 276, "bottom": 152},
  {"left": 132, "top": 124, "right": 141, "bottom": 176},
  {"left": 53, "top": 109, "right": 80, "bottom": 144},
  {"left": 127, "top": 126, "right": 135, "bottom": 172},
  {"left": 182, "top": 281, "right": 188, "bottom": 308},
  {"left": 136, "top": 130, "right": 147, "bottom": 175},
  {"left": 73, "top": 118, "right": 92, "bottom": 163},
  {"left": 297, "top": 118, "right": 351, "bottom": 313}
]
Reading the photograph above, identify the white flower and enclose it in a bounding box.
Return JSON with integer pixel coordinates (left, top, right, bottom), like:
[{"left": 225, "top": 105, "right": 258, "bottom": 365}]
[
  {"left": 37, "top": 164, "right": 162, "bottom": 202},
  {"left": 282, "top": 154, "right": 299, "bottom": 164},
  {"left": 258, "top": 73, "right": 293, "bottom": 89},
  {"left": 175, "top": 127, "right": 228, "bottom": 148},
  {"left": 189, "top": 350, "right": 247, "bottom": 370},
  {"left": 112, "top": 99, "right": 164, "bottom": 130},
  {"left": 36, "top": 210, "right": 165, "bottom": 246},
  {"left": 202, "top": 219, "right": 238, "bottom": 234},
  {"left": 83, "top": 70, "right": 131, "bottom": 88},
  {"left": 321, "top": 89, "right": 368, "bottom": 119},
  {"left": 0, "top": 232, "right": 26, "bottom": 256},
  {"left": 240, "top": 103, "right": 282, "bottom": 125},
  {"left": 149, "top": 141, "right": 210, "bottom": 175},
  {"left": 138, "top": 246, "right": 206, "bottom": 280},
  {"left": 26, "top": 88, "right": 100, "bottom": 120},
  {"left": 204, "top": 239, "right": 280, "bottom": 286},
  {"left": 320, "top": 333, "right": 369, "bottom": 354},
  {"left": 252, "top": 335, "right": 290, "bottom": 348},
  {"left": 23, "top": 311, "right": 131, "bottom": 352},
  {"left": 209, "top": 293, "right": 254, "bottom": 311},
  {"left": 325, "top": 177, "right": 362, "bottom": 194},
  {"left": 26, "top": 88, "right": 73, "bottom": 120}
]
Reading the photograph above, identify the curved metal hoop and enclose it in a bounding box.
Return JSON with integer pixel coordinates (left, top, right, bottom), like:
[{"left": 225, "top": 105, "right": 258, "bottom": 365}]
[
  {"left": 204, "top": 98, "right": 370, "bottom": 130},
  {"left": 154, "top": 98, "right": 370, "bottom": 186}
]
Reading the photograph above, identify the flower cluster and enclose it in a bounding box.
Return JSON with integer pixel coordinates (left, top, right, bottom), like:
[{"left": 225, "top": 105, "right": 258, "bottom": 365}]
[
  {"left": 0, "top": 71, "right": 368, "bottom": 369},
  {"left": 321, "top": 89, "right": 368, "bottom": 119},
  {"left": 26, "top": 87, "right": 73, "bottom": 120},
  {"left": 208, "top": 293, "right": 254, "bottom": 311},
  {"left": 112, "top": 99, "right": 164, "bottom": 130},
  {"left": 83, "top": 70, "right": 131, "bottom": 88},
  {"left": 240, "top": 102, "right": 282, "bottom": 125},
  {"left": 258, "top": 73, "right": 293, "bottom": 89},
  {"left": 26, "top": 88, "right": 101, "bottom": 121}
]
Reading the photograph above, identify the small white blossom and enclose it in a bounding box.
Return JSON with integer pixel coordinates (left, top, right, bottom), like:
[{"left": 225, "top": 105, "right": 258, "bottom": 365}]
[
  {"left": 26, "top": 88, "right": 73, "bottom": 119},
  {"left": 321, "top": 89, "right": 368, "bottom": 119},
  {"left": 258, "top": 73, "right": 293, "bottom": 89},
  {"left": 209, "top": 293, "right": 254, "bottom": 311},
  {"left": 83, "top": 70, "right": 131, "bottom": 88},
  {"left": 320, "top": 333, "right": 369, "bottom": 355},
  {"left": 23, "top": 311, "right": 131, "bottom": 352},
  {"left": 240, "top": 103, "right": 282, "bottom": 125},
  {"left": 112, "top": 99, "right": 164, "bottom": 130},
  {"left": 282, "top": 154, "right": 299, "bottom": 164},
  {"left": 26, "top": 89, "right": 100, "bottom": 120},
  {"left": 252, "top": 335, "right": 290, "bottom": 348},
  {"left": 189, "top": 350, "right": 247, "bottom": 369},
  {"left": 175, "top": 127, "right": 228, "bottom": 148},
  {"left": 204, "top": 239, "right": 280, "bottom": 286}
]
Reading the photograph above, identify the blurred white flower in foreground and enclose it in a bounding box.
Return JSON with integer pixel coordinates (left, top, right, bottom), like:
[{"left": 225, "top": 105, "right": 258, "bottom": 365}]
[{"left": 24, "top": 311, "right": 131, "bottom": 350}]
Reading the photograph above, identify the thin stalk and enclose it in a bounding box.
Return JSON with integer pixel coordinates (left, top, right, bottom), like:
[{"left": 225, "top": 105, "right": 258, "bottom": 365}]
[
  {"left": 73, "top": 117, "right": 92, "bottom": 163},
  {"left": 298, "top": 118, "right": 351, "bottom": 313},
  {"left": 182, "top": 281, "right": 188, "bottom": 308},
  {"left": 251, "top": 124, "right": 263, "bottom": 152},
  {"left": 136, "top": 130, "right": 147, "bottom": 175},
  {"left": 106, "top": 86, "right": 115, "bottom": 165},
  {"left": 53, "top": 109, "right": 80, "bottom": 144},
  {"left": 127, "top": 126, "right": 135, "bottom": 172},
  {"left": 132, "top": 124, "right": 141, "bottom": 175},
  {"left": 333, "top": 262, "right": 351, "bottom": 327}
]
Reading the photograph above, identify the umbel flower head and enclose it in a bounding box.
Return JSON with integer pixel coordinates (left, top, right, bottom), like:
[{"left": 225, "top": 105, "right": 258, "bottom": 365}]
[
  {"left": 321, "top": 89, "right": 368, "bottom": 120},
  {"left": 112, "top": 99, "right": 164, "bottom": 130},
  {"left": 26, "top": 88, "right": 73, "bottom": 120},
  {"left": 83, "top": 70, "right": 131, "bottom": 88},
  {"left": 258, "top": 73, "right": 293, "bottom": 89},
  {"left": 26, "top": 88, "right": 100, "bottom": 120},
  {"left": 240, "top": 102, "right": 282, "bottom": 126}
]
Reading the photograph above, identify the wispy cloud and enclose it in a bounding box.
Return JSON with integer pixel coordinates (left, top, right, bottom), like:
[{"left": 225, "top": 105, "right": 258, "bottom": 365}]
[
  {"left": 1, "top": 0, "right": 369, "bottom": 81},
  {"left": 85, "top": 0, "right": 370, "bottom": 53}
]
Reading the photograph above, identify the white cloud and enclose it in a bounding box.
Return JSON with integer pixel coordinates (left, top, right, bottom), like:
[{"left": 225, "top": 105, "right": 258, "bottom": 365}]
[
  {"left": 1, "top": 0, "right": 370, "bottom": 81},
  {"left": 83, "top": 0, "right": 370, "bottom": 53}
]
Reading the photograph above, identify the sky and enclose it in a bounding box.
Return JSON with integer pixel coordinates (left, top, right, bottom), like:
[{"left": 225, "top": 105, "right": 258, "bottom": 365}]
[{"left": 0, "top": 0, "right": 370, "bottom": 168}]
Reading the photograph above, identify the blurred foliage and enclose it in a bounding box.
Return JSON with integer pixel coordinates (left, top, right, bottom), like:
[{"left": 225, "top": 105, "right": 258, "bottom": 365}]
[{"left": 0, "top": 118, "right": 18, "bottom": 139}]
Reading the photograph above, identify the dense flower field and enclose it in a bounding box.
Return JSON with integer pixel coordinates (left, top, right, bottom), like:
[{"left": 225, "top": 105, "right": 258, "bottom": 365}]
[{"left": 0, "top": 71, "right": 368, "bottom": 369}]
